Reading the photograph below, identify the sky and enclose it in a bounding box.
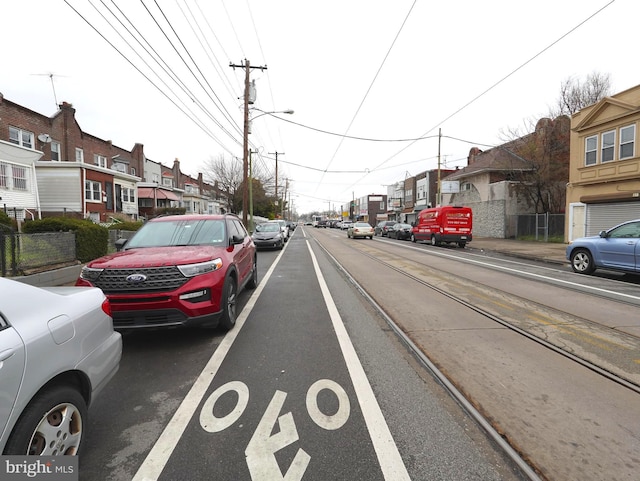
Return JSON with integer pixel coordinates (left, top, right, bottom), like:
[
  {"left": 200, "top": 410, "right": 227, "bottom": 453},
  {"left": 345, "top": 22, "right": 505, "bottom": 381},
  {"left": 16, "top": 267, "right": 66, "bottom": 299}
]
[{"left": 2, "top": 0, "right": 637, "bottom": 216}]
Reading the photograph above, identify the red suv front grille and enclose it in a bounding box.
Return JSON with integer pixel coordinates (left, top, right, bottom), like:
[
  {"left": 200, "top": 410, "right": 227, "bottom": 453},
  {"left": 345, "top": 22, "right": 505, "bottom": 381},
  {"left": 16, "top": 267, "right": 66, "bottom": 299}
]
[{"left": 93, "top": 266, "right": 189, "bottom": 294}]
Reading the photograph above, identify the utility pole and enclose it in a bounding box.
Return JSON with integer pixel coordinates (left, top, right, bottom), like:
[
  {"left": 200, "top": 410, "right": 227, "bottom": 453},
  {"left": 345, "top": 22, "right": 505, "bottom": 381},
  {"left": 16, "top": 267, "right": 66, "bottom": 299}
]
[
  {"left": 249, "top": 149, "right": 257, "bottom": 233},
  {"left": 230, "top": 59, "right": 267, "bottom": 227},
  {"left": 269, "top": 151, "right": 284, "bottom": 216},
  {"left": 437, "top": 128, "right": 442, "bottom": 207},
  {"left": 282, "top": 178, "right": 289, "bottom": 219}
]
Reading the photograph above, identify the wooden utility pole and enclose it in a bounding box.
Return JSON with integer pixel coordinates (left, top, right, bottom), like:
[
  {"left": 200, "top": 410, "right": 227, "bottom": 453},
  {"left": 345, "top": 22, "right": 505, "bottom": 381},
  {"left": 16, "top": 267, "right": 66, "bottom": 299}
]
[
  {"left": 229, "top": 59, "right": 267, "bottom": 227},
  {"left": 437, "top": 128, "right": 442, "bottom": 207},
  {"left": 269, "top": 151, "right": 284, "bottom": 214}
]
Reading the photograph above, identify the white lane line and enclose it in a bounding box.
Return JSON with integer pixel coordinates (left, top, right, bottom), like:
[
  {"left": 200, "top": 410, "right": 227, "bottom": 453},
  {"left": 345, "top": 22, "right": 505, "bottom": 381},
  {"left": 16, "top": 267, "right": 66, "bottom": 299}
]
[
  {"left": 404, "top": 243, "right": 640, "bottom": 301},
  {"left": 306, "top": 241, "right": 411, "bottom": 481},
  {"left": 131, "top": 250, "right": 285, "bottom": 481}
]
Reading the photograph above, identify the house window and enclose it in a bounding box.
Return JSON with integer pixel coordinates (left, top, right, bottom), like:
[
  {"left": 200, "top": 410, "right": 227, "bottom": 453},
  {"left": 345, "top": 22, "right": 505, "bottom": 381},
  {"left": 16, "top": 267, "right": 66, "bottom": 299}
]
[
  {"left": 112, "top": 162, "right": 126, "bottom": 173},
  {"left": 122, "top": 188, "right": 135, "bottom": 202},
  {"left": 620, "top": 125, "right": 635, "bottom": 160},
  {"left": 162, "top": 177, "right": 173, "bottom": 188},
  {"left": 601, "top": 130, "right": 615, "bottom": 162},
  {"left": 12, "top": 166, "right": 27, "bottom": 190},
  {"left": 85, "top": 180, "right": 102, "bottom": 201},
  {"left": 585, "top": 136, "right": 597, "bottom": 166},
  {"left": 8, "top": 126, "right": 34, "bottom": 149},
  {"left": 0, "top": 163, "right": 7, "bottom": 188},
  {"left": 76, "top": 148, "right": 84, "bottom": 162},
  {"left": 130, "top": 167, "right": 136, "bottom": 176},
  {"left": 94, "top": 154, "right": 107, "bottom": 168},
  {"left": 51, "top": 141, "right": 61, "bottom": 161}
]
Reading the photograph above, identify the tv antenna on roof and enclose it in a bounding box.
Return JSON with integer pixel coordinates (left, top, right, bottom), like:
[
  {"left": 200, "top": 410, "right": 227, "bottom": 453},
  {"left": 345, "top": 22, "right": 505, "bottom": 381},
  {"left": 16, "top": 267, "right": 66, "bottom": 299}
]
[{"left": 31, "top": 72, "right": 67, "bottom": 109}]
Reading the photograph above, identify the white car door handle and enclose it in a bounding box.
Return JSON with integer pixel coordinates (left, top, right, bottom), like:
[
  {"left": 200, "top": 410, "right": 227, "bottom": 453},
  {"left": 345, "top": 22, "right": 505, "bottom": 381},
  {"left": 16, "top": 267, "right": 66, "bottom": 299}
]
[{"left": 0, "top": 348, "right": 16, "bottom": 363}]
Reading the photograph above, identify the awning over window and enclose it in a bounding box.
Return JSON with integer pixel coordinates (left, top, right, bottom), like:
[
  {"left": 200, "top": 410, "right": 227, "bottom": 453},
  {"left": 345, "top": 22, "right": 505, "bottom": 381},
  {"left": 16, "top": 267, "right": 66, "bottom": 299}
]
[{"left": 138, "top": 187, "right": 180, "bottom": 201}]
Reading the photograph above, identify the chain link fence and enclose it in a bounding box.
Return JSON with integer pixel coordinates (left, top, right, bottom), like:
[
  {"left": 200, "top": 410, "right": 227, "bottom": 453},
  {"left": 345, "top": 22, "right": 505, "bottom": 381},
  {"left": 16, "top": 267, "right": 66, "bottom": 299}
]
[{"left": 511, "top": 213, "right": 565, "bottom": 242}]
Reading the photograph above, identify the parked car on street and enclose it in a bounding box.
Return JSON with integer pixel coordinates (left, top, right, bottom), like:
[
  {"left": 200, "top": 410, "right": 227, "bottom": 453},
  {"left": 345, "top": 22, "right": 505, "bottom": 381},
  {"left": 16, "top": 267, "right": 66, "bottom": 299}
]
[
  {"left": 252, "top": 222, "right": 285, "bottom": 250},
  {"left": 76, "top": 214, "right": 257, "bottom": 331},
  {"left": 340, "top": 221, "right": 353, "bottom": 230},
  {"left": 374, "top": 220, "right": 396, "bottom": 237},
  {"left": 388, "top": 223, "right": 413, "bottom": 240},
  {"left": 566, "top": 219, "right": 640, "bottom": 275},
  {"left": 347, "top": 222, "right": 374, "bottom": 239},
  {"left": 268, "top": 219, "right": 290, "bottom": 241},
  {"left": 0, "top": 278, "right": 122, "bottom": 456}
]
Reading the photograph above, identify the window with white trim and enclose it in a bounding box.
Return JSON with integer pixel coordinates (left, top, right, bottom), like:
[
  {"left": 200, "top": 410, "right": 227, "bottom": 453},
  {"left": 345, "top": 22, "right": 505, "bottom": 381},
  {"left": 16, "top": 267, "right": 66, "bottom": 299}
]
[
  {"left": 620, "top": 124, "right": 635, "bottom": 160},
  {"left": 75, "top": 148, "right": 84, "bottom": 162},
  {"left": 85, "top": 180, "right": 102, "bottom": 201},
  {"left": 0, "top": 162, "right": 7, "bottom": 189},
  {"left": 51, "top": 141, "right": 61, "bottom": 161},
  {"left": 601, "top": 130, "right": 615, "bottom": 162},
  {"left": 94, "top": 154, "right": 107, "bottom": 168},
  {"left": 585, "top": 135, "right": 597, "bottom": 166},
  {"left": 162, "top": 177, "right": 173, "bottom": 187},
  {"left": 122, "top": 188, "right": 135, "bottom": 202},
  {"left": 130, "top": 167, "right": 136, "bottom": 176},
  {"left": 9, "top": 126, "right": 34, "bottom": 149},
  {"left": 12, "top": 165, "right": 27, "bottom": 190}
]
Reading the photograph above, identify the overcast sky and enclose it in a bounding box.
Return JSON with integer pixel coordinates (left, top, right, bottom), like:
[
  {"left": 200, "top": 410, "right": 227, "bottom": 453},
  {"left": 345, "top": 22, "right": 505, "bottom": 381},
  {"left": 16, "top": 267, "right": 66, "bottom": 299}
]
[{"left": 2, "top": 0, "right": 637, "bottom": 215}]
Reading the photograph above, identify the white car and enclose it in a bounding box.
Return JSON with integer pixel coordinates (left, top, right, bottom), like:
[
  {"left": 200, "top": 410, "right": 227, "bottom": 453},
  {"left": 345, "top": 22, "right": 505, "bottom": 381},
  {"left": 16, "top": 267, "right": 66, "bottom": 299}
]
[
  {"left": 347, "top": 222, "right": 374, "bottom": 239},
  {"left": 0, "top": 278, "right": 122, "bottom": 455},
  {"left": 267, "top": 219, "right": 290, "bottom": 241}
]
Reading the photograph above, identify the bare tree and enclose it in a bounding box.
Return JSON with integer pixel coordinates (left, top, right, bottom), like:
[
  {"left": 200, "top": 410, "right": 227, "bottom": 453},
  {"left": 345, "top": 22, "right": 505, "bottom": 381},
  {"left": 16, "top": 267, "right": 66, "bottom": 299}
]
[
  {"left": 552, "top": 71, "right": 611, "bottom": 117},
  {"left": 202, "top": 154, "right": 244, "bottom": 214},
  {"left": 509, "top": 116, "right": 571, "bottom": 213}
]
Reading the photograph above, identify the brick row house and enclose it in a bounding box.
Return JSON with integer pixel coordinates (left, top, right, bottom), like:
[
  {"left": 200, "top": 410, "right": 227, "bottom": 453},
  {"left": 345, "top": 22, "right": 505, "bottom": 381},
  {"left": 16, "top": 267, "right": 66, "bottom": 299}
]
[{"left": 0, "top": 93, "right": 223, "bottom": 224}]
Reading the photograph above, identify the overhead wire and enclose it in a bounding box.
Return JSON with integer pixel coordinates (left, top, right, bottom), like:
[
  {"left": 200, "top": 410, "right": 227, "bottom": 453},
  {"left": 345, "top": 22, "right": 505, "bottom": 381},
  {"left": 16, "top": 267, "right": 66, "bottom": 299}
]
[
  {"left": 149, "top": 0, "right": 243, "bottom": 138},
  {"left": 315, "top": 0, "right": 418, "bottom": 190},
  {"left": 64, "top": 0, "right": 239, "bottom": 157},
  {"left": 346, "top": 0, "right": 617, "bottom": 189},
  {"left": 98, "top": 0, "right": 239, "bottom": 149}
]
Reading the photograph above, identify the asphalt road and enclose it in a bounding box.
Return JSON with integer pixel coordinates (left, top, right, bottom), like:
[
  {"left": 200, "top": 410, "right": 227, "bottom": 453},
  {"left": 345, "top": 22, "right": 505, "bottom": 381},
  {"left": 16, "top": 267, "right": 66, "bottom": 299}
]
[{"left": 79, "top": 228, "right": 526, "bottom": 481}]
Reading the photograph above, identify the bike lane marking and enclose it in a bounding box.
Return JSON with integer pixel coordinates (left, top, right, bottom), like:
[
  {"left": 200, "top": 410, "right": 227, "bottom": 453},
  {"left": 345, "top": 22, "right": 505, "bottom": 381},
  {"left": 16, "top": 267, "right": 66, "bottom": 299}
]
[
  {"left": 305, "top": 240, "right": 410, "bottom": 480},
  {"left": 132, "top": 238, "right": 409, "bottom": 480},
  {"left": 131, "top": 249, "right": 285, "bottom": 481}
]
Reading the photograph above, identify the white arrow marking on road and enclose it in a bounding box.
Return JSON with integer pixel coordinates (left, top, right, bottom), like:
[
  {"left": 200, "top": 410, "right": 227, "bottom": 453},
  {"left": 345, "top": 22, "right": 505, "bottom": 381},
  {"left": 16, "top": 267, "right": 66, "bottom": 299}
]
[{"left": 245, "top": 390, "right": 311, "bottom": 481}]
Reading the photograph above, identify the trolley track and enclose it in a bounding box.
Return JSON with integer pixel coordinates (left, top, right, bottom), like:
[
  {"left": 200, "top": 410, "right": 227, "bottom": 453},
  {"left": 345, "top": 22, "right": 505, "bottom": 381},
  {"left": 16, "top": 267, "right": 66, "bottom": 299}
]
[
  {"left": 335, "top": 236, "right": 640, "bottom": 392},
  {"left": 307, "top": 228, "right": 640, "bottom": 481}
]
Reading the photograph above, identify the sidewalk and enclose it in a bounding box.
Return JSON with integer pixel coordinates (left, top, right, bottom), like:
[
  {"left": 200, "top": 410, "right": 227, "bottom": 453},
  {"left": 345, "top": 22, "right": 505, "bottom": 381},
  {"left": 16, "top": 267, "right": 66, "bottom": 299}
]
[{"left": 468, "top": 237, "right": 568, "bottom": 265}]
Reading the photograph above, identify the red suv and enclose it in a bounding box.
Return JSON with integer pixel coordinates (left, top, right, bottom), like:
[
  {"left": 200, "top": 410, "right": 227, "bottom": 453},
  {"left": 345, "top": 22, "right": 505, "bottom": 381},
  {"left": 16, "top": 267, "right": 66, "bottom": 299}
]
[{"left": 76, "top": 214, "right": 257, "bottom": 331}]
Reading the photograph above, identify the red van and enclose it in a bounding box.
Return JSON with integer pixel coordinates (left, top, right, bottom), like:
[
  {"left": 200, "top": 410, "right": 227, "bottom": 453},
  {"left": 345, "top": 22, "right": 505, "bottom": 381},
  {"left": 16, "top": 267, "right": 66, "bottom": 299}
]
[{"left": 411, "top": 205, "right": 473, "bottom": 247}]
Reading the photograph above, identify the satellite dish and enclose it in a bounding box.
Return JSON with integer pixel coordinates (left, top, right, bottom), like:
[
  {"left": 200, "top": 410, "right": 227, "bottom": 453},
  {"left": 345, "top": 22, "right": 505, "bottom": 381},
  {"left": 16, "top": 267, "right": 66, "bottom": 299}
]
[{"left": 37, "top": 134, "right": 52, "bottom": 143}]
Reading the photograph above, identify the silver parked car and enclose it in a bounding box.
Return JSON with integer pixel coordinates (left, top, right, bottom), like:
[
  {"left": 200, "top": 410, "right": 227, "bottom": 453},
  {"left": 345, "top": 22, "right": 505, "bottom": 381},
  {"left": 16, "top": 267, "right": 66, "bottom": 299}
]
[
  {"left": 0, "top": 278, "right": 122, "bottom": 455},
  {"left": 347, "top": 222, "right": 374, "bottom": 239}
]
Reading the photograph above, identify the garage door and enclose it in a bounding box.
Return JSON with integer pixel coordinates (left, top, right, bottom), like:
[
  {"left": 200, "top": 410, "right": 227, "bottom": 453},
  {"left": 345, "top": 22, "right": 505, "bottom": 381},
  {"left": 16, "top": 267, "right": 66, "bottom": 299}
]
[{"left": 585, "top": 202, "right": 640, "bottom": 236}]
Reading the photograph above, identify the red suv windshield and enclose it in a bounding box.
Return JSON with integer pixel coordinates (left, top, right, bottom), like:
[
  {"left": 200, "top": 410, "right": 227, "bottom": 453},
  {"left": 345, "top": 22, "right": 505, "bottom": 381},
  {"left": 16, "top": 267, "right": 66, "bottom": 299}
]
[{"left": 126, "top": 218, "right": 226, "bottom": 248}]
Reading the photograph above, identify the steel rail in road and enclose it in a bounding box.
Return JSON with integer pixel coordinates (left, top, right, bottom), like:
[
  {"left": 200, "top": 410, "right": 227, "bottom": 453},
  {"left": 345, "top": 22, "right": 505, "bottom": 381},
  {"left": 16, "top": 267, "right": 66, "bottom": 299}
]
[{"left": 312, "top": 239, "right": 545, "bottom": 481}]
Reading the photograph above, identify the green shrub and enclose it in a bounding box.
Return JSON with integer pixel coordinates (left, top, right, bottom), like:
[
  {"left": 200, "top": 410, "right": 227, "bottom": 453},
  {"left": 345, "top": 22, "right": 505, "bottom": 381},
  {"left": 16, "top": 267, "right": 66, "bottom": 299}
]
[
  {"left": 22, "top": 217, "right": 108, "bottom": 262},
  {"left": 108, "top": 221, "right": 144, "bottom": 232},
  {"left": 0, "top": 211, "right": 16, "bottom": 229}
]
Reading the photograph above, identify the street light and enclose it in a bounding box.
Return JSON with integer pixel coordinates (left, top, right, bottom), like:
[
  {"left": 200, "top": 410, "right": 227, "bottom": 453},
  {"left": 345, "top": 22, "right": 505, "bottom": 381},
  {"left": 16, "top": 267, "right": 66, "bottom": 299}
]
[{"left": 243, "top": 108, "right": 293, "bottom": 230}]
